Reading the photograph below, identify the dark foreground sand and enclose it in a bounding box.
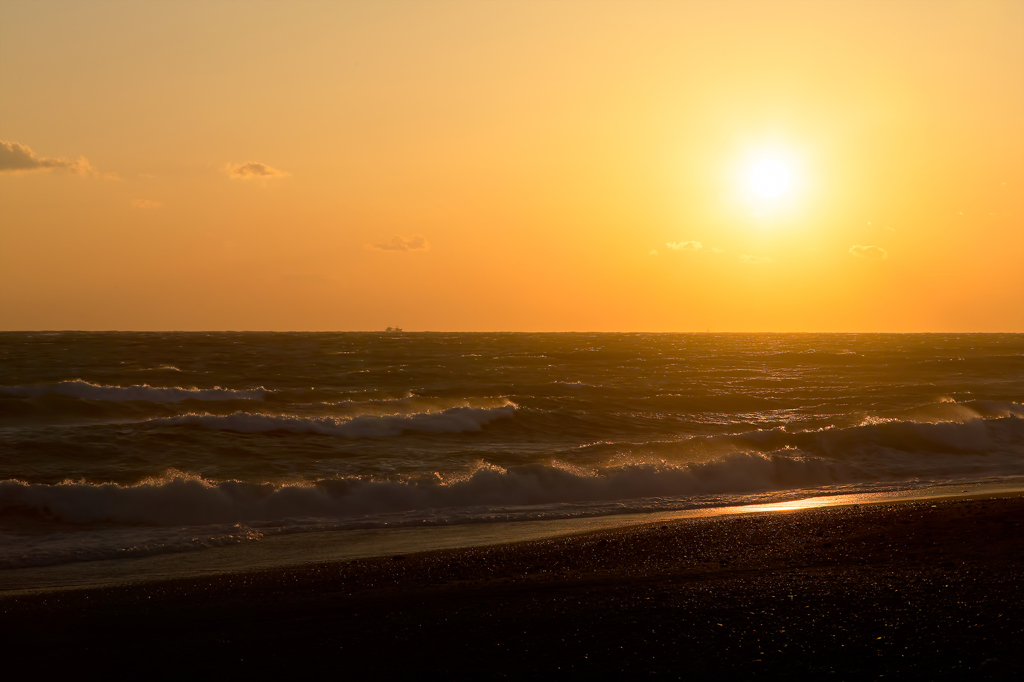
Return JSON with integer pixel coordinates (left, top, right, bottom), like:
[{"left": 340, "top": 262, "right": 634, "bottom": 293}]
[{"left": 2, "top": 495, "right": 1022, "bottom": 679}]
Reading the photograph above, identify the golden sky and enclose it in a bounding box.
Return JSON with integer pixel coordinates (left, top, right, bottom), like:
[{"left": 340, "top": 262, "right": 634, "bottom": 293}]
[{"left": 1, "top": 0, "right": 1022, "bottom": 331}]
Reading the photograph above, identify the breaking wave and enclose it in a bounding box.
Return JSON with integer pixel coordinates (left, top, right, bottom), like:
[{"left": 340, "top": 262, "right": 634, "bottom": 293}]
[
  {"left": 3, "top": 419, "right": 1021, "bottom": 530},
  {"left": 2, "top": 413, "right": 1021, "bottom": 570},
  {"left": 0, "top": 457, "right": 848, "bottom": 529},
  {"left": 724, "top": 412, "right": 1024, "bottom": 457},
  {"left": 151, "top": 403, "right": 517, "bottom": 437}
]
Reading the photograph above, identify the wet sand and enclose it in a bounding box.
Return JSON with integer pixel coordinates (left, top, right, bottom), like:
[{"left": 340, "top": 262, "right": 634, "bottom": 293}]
[{"left": 2, "top": 495, "right": 1022, "bottom": 679}]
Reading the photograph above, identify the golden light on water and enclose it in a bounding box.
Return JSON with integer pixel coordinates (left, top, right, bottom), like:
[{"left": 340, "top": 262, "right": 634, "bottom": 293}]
[{"left": 741, "top": 497, "right": 840, "bottom": 514}]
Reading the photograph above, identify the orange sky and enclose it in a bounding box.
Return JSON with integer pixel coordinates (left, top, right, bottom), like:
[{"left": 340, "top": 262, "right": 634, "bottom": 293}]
[{"left": 1, "top": 0, "right": 1022, "bottom": 331}]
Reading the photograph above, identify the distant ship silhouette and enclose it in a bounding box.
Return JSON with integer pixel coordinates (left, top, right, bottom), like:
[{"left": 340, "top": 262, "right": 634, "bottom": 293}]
[{"left": 385, "top": 327, "right": 403, "bottom": 332}]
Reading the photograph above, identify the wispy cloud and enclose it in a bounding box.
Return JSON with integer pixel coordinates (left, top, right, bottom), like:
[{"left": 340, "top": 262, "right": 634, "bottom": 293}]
[
  {"left": 648, "top": 249, "right": 659, "bottom": 256},
  {"left": 366, "top": 235, "right": 430, "bottom": 252},
  {"left": 131, "top": 199, "right": 162, "bottom": 209},
  {"left": 0, "top": 140, "right": 95, "bottom": 176},
  {"left": 666, "top": 241, "right": 702, "bottom": 251},
  {"left": 848, "top": 244, "right": 888, "bottom": 259},
  {"left": 739, "top": 254, "right": 771, "bottom": 264},
  {"left": 223, "top": 161, "right": 288, "bottom": 179}
]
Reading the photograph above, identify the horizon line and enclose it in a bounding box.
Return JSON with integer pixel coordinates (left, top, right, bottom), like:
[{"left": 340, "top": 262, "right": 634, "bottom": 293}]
[{"left": 2, "top": 329, "right": 1022, "bottom": 335}]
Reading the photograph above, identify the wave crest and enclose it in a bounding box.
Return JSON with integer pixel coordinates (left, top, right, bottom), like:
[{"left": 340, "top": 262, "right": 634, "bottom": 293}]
[
  {"left": 725, "top": 412, "right": 1024, "bottom": 457},
  {"left": 0, "top": 380, "right": 267, "bottom": 403},
  {"left": 4, "top": 442, "right": 1019, "bottom": 530},
  {"left": 151, "top": 403, "right": 517, "bottom": 437},
  {"left": 0, "top": 455, "right": 834, "bottom": 528}
]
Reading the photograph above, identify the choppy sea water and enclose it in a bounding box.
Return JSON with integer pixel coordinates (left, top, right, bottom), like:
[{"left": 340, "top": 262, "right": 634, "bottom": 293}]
[{"left": 1, "top": 332, "right": 1022, "bottom": 575}]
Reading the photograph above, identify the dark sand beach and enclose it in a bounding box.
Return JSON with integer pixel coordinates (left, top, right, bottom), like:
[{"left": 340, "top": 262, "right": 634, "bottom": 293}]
[{"left": 2, "top": 494, "right": 1022, "bottom": 679}]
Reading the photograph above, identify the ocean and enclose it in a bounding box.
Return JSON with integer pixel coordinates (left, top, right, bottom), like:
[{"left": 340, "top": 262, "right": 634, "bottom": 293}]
[{"left": 1, "top": 332, "right": 1022, "bottom": 588}]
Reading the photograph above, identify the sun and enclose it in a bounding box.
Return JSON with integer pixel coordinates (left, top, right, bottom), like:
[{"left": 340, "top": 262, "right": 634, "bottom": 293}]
[{"left": 749, "top": 159, "right": 790, "bottom": 198}]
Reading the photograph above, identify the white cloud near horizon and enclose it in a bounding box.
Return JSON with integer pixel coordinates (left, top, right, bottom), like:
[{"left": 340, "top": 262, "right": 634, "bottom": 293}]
[
  {"left": 131, "top": 199, "right": 162, "bottom": 209},
  {"left": 366, "top": 235, "right": 430, "bottom": 251},
  {"left": 666, "top": 241, "right": 702, "bottom": 251},
  {"left": 849, "top": 244, "right": 888, "bottom": 259},
  {"left": 223, "top": 161, "right": 288, "bottom": 179},
  {"left": 0, "top": 140, "right": 95, "bottom": 176}
]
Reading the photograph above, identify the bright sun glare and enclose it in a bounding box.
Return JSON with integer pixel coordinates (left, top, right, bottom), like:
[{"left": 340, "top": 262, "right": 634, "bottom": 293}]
[{"left": 750, "top": 159, "right": 790, "bottom": 198}]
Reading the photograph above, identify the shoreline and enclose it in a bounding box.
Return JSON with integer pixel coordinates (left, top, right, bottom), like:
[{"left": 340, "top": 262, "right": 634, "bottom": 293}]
[
  {"left": 3, "top": 478, "right": 1023, "bottom": 595},
  {"left": 2, "top": 493, "right": 1022, "bottom": 677}
]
